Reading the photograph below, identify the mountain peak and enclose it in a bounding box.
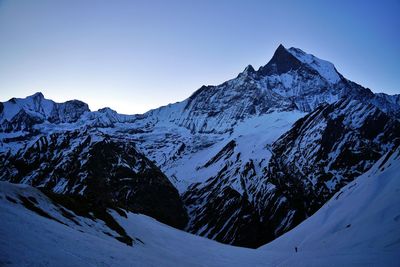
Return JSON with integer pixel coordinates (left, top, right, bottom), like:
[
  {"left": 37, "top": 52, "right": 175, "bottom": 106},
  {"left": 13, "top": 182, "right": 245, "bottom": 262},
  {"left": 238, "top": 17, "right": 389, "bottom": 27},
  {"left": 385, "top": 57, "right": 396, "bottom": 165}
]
[
  {"left": 258, "top": 44, "right": 303, "bottom": 76},
  {"left": 256, "top": 45, "right": 341, "bottom": 84},
  {"left": 98, "top": 107, "right": 117, "bottom": 114},
  {"left": 238, "top": 64, "right": 256, "bottom": 78},
  {"left": 276, "top": 43, "right": 286, "bottom": 53},
  {"left": 30, "top": 92, "right": 45, "bottom": 99},
  {"left": 272, "top": 44, "right": 290, "bottom": 59},
  {"left": 243, "top": 64, "right": 255, "bottom": 73}
]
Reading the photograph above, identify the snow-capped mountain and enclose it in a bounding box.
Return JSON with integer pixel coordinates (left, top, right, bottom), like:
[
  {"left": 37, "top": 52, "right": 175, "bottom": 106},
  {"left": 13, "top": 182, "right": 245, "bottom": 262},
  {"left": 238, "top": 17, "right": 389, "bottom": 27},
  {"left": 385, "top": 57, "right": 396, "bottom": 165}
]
[
  {"left": 0, "top": 44, "right": 399, "bottom": 248},
  {"left": 181, "top": 98, "right": 399, "bottom": 247},
  {"left": 255, "top": 99, "right": 400, "bottom": 242},
  {"left": 1, "top": 144, "right": 399, "bottom": 266},
  {"left": 0, "top": 92, "right": 90, "bottom": 132}
]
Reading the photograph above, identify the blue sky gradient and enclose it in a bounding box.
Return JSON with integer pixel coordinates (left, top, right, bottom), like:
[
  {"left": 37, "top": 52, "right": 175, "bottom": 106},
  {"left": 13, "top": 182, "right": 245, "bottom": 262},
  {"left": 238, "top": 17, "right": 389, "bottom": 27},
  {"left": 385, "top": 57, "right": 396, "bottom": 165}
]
[{"left": 0, "top": 0, "right": 399, "bottom": 114}]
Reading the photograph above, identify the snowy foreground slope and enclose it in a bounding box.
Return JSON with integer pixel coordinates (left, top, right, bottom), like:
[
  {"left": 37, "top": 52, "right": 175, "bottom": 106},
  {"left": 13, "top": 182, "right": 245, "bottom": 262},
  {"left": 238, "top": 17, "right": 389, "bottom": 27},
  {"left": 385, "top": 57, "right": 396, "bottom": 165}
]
[
  {"left": 0, "top": 181, "right": 282, "bottom": 267},
  {"left": 1, "top": 146, "right": 399, "bottom": 266},
  {"left": 262, "top": 145, "right": 400, "bottom": 266}
]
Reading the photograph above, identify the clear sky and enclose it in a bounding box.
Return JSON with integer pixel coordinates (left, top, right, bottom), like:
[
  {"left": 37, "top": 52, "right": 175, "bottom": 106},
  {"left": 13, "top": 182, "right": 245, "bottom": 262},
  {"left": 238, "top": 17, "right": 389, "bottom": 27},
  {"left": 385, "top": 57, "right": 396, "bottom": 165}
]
[{"left": 0, "top": 0, "right": 399, "bottom": 114}]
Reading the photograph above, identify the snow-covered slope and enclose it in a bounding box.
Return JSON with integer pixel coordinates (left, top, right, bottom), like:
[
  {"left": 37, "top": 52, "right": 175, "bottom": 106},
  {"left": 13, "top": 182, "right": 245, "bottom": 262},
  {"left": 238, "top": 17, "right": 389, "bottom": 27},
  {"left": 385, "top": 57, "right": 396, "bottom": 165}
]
[
  {"left": 261, "top": 145, "right": 400, "bottom": 266},
  {"left": 288, "top": 47, "right": 341, "bottom": 84},
  {"left": 180, "top": 111, "right": 305, "bottom": 247},
  {"left": 1, "top": 145, "right": 399, "bottom": 266},
  {"left": 0, "top": 181, "right": 282, "bottom": 267}
]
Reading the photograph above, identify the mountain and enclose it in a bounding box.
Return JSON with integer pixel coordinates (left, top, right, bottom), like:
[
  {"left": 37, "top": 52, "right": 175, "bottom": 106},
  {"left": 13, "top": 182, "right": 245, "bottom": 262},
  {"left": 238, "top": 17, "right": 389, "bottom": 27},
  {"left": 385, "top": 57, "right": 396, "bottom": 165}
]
[
  {"left": 0, "top": 92, "right": 90, "bottom": 132},
  {"left": 1, "top": 145, "right": 399, "bottom": 266},
  {"left": 182, "top": 98, "right": 399, "bottom": 247},
  {"left": 0, "top": 128, "right": 188, "bottom": 229},
  {"left": 256, "top": 99, "right": 400, "bottom": 242},
  {"left": 261, "top": 144, "right": 400, "bottom": 266},
  {"left": 0, "top": 44, "right": 399, "bottom": 248}
]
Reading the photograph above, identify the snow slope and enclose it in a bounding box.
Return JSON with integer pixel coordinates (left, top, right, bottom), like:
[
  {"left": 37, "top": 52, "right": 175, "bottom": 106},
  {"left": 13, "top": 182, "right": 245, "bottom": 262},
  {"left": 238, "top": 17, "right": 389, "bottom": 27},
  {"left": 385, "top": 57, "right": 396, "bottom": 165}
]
[
  {"left": 288, "top": 47, "right": 341, "bottom": 84},
  {"left": 166, "top": 110, "right": 305, "bottom": 193},
  {"left": 0, "top": 182, "right": 283, "bottom": 267},
  {"left": 262, "top": 145, "right": 400, "bottom": 266},
  {"left": 1, "top": 146, "right": 399, "bottom": 266}
]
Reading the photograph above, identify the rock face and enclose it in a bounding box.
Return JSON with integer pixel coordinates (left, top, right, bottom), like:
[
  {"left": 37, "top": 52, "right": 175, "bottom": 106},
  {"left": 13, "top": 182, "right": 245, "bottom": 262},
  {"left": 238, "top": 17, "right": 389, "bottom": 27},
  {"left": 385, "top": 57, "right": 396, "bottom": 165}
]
[
  {"left": 180, "top": 99, "right": 400, "bottom": 247},
  {"left": 1, "top": 44, "right": 399, "bottom": 247},
  {"left": 0, "top": 130, "right": 188, "bottom": 229},
  {"left": 255, "top": 99, "right": 400, "bottom": 243}
]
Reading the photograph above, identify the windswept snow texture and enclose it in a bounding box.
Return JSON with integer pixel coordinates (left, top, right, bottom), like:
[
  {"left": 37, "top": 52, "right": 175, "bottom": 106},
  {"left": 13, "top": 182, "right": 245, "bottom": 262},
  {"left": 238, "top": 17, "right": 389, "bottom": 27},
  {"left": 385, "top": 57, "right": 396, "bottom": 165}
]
[{"left": 1, "top": 147, "right": 399, "bottom": 266}]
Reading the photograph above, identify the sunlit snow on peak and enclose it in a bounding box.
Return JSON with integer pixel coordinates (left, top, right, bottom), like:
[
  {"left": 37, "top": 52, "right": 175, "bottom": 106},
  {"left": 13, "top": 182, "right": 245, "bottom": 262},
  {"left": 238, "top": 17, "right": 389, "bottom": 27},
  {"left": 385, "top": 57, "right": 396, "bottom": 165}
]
[{"left": 288, "top": 47, "right": 341, "bottom": 84}]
